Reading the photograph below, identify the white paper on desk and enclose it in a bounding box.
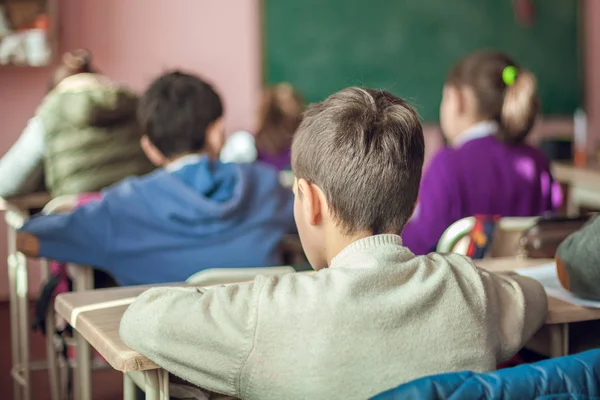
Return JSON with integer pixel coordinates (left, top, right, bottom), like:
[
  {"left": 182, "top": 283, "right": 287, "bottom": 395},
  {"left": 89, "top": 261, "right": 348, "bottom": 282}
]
[{"left": 516, "top": 262, "right": 600, "bottom": 308}]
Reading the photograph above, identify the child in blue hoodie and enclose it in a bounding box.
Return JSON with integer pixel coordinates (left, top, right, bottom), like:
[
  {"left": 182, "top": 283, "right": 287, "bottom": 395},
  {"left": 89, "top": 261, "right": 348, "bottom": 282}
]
[{"left": 16, "top": 71, "right": 296, "bottom": 286}]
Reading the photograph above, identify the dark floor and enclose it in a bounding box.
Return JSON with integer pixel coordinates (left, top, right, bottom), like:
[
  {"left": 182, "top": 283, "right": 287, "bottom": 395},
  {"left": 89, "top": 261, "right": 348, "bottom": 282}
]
[{"left": 0, "top": 301, "right": 123, "bottom": 400}]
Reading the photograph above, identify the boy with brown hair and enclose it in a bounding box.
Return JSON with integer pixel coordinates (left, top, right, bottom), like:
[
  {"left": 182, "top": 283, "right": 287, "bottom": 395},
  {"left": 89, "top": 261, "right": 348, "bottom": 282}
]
[
  {"left": 16, "top": 71, "right": 295, "bottom": 286},
  {"left": 120, "top": 87, "right": 548, "bottom": 400}
]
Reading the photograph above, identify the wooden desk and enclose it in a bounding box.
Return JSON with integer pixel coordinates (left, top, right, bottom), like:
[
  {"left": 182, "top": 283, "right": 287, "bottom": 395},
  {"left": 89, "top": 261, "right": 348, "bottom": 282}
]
[
  {"left": 551, "top": 163, "right": 600, "bottom": 216},
  {"left": 56, "top": 285, "right": 171, "bottom": 400},
  {"left": 1, "top": 193, "right": 51, "bottom": 400},
  {"left": 477, "top": 257, "right": 600, "bottom": 357}
]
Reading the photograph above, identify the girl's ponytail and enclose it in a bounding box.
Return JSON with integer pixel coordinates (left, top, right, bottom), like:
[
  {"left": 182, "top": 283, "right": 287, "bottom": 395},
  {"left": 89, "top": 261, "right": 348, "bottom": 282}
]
[{"left": 500, "top": 67, "right": 540, "bottom": 144}]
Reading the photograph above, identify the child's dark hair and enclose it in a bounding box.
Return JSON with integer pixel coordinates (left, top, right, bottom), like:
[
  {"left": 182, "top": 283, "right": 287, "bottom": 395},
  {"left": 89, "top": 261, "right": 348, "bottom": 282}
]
[
  {"left": 48, "top": 49, "right": 93, "bottom": 91},
  {"left": 292, "top": 88, "right": 424, "bottom": 235},
  {"left": 256, "top": 83, "right": 304, "bottom": 155},
  {"left": 138, "top": 71, "right": 223, "bottom": 158},
  {"left": 447, "top": 50, "right": 540, "bottom": 144}
]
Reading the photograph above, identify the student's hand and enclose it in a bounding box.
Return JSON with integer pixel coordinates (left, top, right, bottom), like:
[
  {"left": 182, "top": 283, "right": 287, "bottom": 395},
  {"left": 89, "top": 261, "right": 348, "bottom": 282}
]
[
  {"left": 16, "top": 232, "right": 40, "bottom": 257},
  {"left": 555, "top": 256, "right": 570, "bottom": 291}
]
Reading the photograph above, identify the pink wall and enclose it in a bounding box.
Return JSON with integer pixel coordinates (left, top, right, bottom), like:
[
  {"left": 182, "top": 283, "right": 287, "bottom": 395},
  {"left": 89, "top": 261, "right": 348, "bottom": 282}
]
[{"left": 0, "top": 0, "right": 261, "bottom": 298}]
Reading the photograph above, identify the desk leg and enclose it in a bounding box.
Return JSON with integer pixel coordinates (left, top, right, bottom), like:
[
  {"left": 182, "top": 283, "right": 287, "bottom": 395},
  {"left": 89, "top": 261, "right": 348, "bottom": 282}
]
[
  {"left": 144, "top": 370, "right": 160, "bottom": 400},
  {"left": 549, "top": 324, "right": 569, "bottom": 358},
  {"left": 75, "top": 331, "right": 92, "bottom": 400},
  {"left": 7, "top": 252, "right": 22, "bottom": 400},
  {"left": 45, "top": 303, "right": 61, "bottom": 400},
  {"left": 6, "top": 209, "right": 28, "bottom": 400},
  {"left": 16, "top": 252, "right": 30, "bottom": 400},
  {"left": 159, "top": 369, "right": 170, "bottom": 400},
  {"left": 123, "top": 373, "right": 136, "bottom": 400},
  {"left": 72, "top": 265, "right": 94, "bottom": 400}
]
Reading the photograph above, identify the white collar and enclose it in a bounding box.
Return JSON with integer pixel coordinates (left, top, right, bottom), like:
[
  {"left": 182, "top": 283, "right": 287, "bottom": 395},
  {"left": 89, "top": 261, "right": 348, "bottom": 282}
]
[
  {"left": 165, "top": 154, "right": 204, "bottom": 172},
  {"left": 452, "top": 121, "right": 499, "bottom": 147}
]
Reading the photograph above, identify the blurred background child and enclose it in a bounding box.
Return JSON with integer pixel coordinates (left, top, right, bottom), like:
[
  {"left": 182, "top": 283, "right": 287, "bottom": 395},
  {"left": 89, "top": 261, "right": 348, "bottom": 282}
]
[
  {"left": 402, "top": 51, "right": 562, "bottom": 255},
  {"left": 220, "top": 83, "right": 304, "bottom": 171},
  {"left": 0, "top": 49, "right": 153, "bottom": 198},
  {"left": 17, "top": 71, "right": 296, "bottom": 286}
]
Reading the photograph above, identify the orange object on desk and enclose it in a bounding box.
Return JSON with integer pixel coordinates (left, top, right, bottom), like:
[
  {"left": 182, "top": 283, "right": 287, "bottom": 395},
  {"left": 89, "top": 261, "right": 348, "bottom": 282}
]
[
  {"left": 574, "top": 150, "right": 587, "bottom": 168},
  {"left": 16, "top": 13, "right": 48, "bottom": 31}
]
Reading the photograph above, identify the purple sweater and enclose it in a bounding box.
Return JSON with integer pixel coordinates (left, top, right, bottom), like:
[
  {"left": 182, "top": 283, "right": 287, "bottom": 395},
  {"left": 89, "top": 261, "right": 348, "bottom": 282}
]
[{"left": 402, "top": 135, "right": 562, "bottom": 255}]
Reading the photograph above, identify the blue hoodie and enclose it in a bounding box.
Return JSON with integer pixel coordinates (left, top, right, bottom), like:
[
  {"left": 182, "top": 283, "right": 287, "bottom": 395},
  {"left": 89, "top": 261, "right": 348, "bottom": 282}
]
[{"left": 21, "top": 155, "right": 296, "bottom": 286}]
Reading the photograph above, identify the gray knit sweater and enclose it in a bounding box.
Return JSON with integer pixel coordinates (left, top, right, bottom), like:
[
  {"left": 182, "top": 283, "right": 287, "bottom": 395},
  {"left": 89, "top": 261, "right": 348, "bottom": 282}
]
[
  {"left": 557, "top": 216, "right": 600, "bottom": 301},
  {"left": 120, "top": 235, "right": 547, "bottom": 400}
]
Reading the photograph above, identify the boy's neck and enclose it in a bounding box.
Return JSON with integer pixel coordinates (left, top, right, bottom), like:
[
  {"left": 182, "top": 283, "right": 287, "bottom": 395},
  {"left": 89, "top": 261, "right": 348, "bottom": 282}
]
[
  {"left": 325, "top": 230, "right": 376, "bottom": 266},
  {"left": 164, "top": 152, "right": 208, "bottom": 172}
]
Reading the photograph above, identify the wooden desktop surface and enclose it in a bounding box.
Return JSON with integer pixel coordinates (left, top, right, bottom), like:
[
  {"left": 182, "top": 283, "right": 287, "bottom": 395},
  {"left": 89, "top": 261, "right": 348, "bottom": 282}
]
[
  {"left": 552, "top": 162, "right": 600, "bottom": 192},
  {"left": 0, "top": 192, "right": 51, "bottom": 211},
  {"left": 55, "top": 285, "right": 162, "bottom": 372},
  {"left": 54, "top": 258, "right": 600, "bottom": 372}
]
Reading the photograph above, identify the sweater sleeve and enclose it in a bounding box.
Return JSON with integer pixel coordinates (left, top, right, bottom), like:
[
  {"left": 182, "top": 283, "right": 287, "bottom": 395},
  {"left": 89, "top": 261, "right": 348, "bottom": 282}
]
[
  {"left": 120, "top": 280, "right": 265, "bottom": 397},
  {"left": 19, "top": 197, "right": 111, "bottom": 267},
  {"left": 402, "top": 149, "right": 461, "bottom": 255},
  {"left": 478, "top": 269, "right": 547, "bottom": 361},
  {"left": 0, "top": 117, "right": 45, "bottom": 198}
]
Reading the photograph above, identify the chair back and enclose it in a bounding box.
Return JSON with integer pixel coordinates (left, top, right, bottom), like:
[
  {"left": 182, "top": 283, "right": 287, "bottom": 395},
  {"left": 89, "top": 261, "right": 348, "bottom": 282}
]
[
  {"left": 371, "top": 350, "right": 600, "bottom": 400},
  {"left": 437, "top": 216, "right": 538, "bottom": 259},
  {"left": 42, "top": 195, "right": 78, "bottom": 215}
]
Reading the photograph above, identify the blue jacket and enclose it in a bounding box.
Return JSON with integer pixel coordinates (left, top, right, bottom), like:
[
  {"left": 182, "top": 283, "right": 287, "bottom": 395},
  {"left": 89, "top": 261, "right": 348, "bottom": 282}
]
[
  {"left": 21, "top": 155, "right": 296, "bottom": 286},
  {"left": 372, "top": 350, "right": 600, "bottom": 400}
]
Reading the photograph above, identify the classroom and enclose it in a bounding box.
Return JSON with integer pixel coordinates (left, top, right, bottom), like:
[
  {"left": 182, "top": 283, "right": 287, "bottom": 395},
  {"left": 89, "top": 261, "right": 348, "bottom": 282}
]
[{"left": 0, "top": 0, "right": 599, "bottom": 399}]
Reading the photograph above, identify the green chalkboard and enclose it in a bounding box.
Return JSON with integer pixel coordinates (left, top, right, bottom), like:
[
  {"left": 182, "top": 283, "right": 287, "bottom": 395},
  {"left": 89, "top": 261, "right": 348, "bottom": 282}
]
[{"left": 264, "top": 0, "right": 581, "bottom": 121}]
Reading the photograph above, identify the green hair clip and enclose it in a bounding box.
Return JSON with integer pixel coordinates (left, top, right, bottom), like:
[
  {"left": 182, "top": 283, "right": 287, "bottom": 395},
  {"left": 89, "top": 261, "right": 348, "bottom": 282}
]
[{"left": 502, "top": 66, "right": 518, "bottom": 86}]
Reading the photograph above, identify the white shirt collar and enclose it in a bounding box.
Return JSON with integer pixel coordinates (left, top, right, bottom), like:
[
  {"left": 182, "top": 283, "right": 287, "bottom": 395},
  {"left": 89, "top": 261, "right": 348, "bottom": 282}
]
[
  {"left": 452, "top": 121, "right": 499, "bottom": 147},
  {"left": 165, "top": 154, "right": 204, "bottom": 172}
]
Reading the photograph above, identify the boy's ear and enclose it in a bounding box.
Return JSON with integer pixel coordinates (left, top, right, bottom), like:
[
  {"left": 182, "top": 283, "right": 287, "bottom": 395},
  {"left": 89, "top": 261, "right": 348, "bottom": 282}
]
[
  {"left": 140, "top": 136, "right": 167, "bottom": 166},
  {"left": 297, "top": 178, "right": 323, "bottom": 226},
  {"left": 206, "top": 117, "right": 226, "bottom": 158}
]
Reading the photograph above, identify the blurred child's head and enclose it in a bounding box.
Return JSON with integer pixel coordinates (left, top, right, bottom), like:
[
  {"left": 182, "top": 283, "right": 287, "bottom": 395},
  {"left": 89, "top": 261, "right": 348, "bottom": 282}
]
[
  {"left": 138, "top": 71, "right": 225, "bottom": 166},
  {"left": 49, "top": 49, "right": 93, "bottom": 91},
  {"left": 440, "top": 50, "right": 540, "bottom": 145},
  {"left": 292, "top": 88, "right": 424, "bottom": 270},
  {"left": 256, "top": 83, "right": 304, "bottom": 156}
]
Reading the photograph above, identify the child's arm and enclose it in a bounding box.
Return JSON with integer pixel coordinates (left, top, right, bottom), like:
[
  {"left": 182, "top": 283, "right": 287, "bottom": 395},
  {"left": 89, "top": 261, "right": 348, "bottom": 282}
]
[
  {"left": 120, "top": 279, "right": 265, "bottom": 398},
  {"left": 478, "top": 268, "right": 548, "bottom": 361},
  {"left": 16, "top": 232, "right": 40, "bottom": 257},
  {"left": 0, "top": 117, "right": 45, "bottom": 198},
  {"left": 401, "top": 150, "right": 460, "bottom": 254},
  {"left": 555, "top": 216, "right": 600, "bottom": 300},
  {"left": 17, "top": 198, "right": 112, "bottom": 267}
]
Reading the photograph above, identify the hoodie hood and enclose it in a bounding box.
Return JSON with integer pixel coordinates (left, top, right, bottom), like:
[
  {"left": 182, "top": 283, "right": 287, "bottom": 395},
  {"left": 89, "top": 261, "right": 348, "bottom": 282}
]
[
  {"left": 121, "top": 155, "right": 267, "bottom": 236},
  {"left": 50, "top": 73, "right": 138, "bottom": 128}
]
